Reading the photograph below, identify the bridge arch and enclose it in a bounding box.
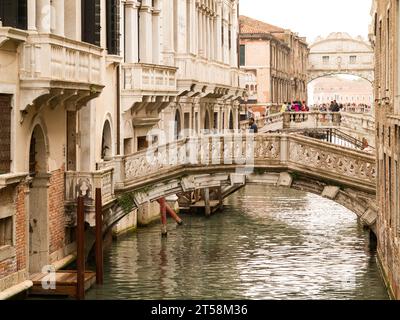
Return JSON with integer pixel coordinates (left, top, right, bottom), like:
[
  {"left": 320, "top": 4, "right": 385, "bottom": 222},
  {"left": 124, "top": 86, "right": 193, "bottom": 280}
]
[
  {"left": 308, "top": 32, "right": 374, "bottom": 86},
  {"left": 103, "top": 169, "right": 376, "bottom": 237}
]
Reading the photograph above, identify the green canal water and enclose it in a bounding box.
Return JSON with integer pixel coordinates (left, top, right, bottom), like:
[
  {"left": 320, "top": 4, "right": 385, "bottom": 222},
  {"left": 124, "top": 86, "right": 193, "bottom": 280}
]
[{"left": 86, "top": 185, "right": 389, "bottom": 300}]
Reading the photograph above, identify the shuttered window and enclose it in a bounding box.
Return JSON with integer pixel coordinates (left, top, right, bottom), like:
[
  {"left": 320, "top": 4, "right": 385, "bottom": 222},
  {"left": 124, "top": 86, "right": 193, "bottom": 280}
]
[
  {"left": 0, "top": 0, "right": 27, "bottom": 30},
  {"left": 106, "top": 0, "right": 120, "bottom": 55},
  {"left": 82, "top": 0, "right": 101, "bottom": 46},
  {"left": 0, "top": 95, "right": 11, "bottom": 174},
  {"left": 239, "top": 45, "right": 245, "bottom": 66}
]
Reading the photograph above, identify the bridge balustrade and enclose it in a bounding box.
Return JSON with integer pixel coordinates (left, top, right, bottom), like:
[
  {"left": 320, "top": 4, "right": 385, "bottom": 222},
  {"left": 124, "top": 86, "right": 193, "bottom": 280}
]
[{"left": 94, "top": 134, "right": 376, "bottom": 193}]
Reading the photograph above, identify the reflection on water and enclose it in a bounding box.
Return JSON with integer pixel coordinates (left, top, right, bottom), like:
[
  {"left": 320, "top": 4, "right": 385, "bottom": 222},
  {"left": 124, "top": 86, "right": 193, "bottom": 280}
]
[{"left": 86, "top": 185, "right": 388, "bottom": 300}]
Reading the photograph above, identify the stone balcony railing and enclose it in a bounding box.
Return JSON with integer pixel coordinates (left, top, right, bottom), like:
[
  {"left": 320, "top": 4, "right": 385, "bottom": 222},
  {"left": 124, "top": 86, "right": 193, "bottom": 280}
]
[
  {"left": 20, "top": 34, "right": 103, "bottom": 86},
  {"left": 122, "top": 63, "right": 178, "bottom": 93},
  {"left": 340, "top": 112, "right": 375, "bottom": 133},
  {"left": 175, "top": 55, "right": 242, "bottom": 89},
  {"left": 65, "top": 168, "right": 114, "bottom": 206}
]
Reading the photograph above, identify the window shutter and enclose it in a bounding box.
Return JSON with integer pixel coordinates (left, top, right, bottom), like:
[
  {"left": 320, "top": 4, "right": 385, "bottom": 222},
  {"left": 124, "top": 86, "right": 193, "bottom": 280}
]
[
  {"left": 17, "top": 0, "right": 27, "bottom": 30},
  {"left": 94, "top": 0, "right": 101, "bottom": 46},
  {"left": 82, "top": 0, "right": 101, "bottom": 46},
  {"left": 106, "top": 0, "right": 120, "bottom": 55},
  {"left": 0, "top": 95, "right": 12, "bottom": 173},
  {"left": 0, "top": 0, "right": 18, "bottom": 28}
]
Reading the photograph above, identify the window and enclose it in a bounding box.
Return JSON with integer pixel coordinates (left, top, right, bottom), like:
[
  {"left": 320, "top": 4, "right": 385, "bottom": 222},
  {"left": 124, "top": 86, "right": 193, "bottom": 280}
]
[
  {"left": 349, "top": 55, "right": 357, "bottom": 64},
  {"left": 239, "top": 45, "right": 245, "bottom": 66},
  {"left": 0, "top": 0, "right": 27, "bottom": 30},
  {"left": 0, "top": 95, "right": 11, "bottom": 174},
  {"left": 322, "top": 56, "right": 329, "bottom": 64},
  {"left": 106, "top": 0, "right": 120, "bottom": 55},
  {"left": 82, "top": 0, "right": 101, "bottom": 46},
  {"left": 0, "top": 216, "right": 12, "bottom": 248}
]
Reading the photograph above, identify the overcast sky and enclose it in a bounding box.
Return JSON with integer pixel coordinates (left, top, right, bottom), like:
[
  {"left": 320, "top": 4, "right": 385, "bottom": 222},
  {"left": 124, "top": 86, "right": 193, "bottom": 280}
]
[{"left": 240, "top": 0, "right": 373, "bottom": 43}]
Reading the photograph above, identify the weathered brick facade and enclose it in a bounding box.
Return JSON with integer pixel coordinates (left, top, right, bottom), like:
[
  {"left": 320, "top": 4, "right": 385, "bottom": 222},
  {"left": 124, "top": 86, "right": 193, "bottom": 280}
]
[
  {"left": 48, "top": 166, "right": 66, "bottom": 255},
  {"left": 15, "top": 183, "right": 27, "bottom": 271},
  {"left": 0, "top": 182, "right": 26, "bottom": 282},
  {"left": 371, "top": 0, "right": 400, "bottom": 299}
]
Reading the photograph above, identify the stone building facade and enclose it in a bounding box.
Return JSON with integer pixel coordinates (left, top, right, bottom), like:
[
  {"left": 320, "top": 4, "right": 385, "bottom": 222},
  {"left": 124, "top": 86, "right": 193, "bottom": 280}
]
[
  {"left": 0, "top": 0, "right": 244, "bottom": 298},
  {"left": 370, "top": 0, "right": 400, "bottom": 300},
  {"left": 239, "top": 15, "right": 309, "bottom": 112},
  {"left": 310, "top": 75, "right": 373, "bottom": 108}
]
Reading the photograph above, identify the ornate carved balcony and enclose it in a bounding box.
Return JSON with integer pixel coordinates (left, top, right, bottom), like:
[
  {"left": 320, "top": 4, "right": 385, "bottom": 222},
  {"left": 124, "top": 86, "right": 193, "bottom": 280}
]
[
  {"left": 121, "top": 63, "right": 178, "bottom": 113},
  {"left": 19, "top": 34, "right": 105, "bottom": 112},
  {"left": 175, "top": 56, "right": 245, "bottom": 98}
]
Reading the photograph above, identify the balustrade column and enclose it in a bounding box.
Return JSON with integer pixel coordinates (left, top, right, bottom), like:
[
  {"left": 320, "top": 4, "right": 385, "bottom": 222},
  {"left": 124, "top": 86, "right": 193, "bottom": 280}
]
[
  {"left": 28, "top": 0, "right": 37, "bottom": 31},
  {"left": 280, "top": 136, "right": 289, "bottom": 163},
  {"left": 198, "top": 8, "right": 204, "bottom": 56},
  {"left": 206, "top": 14, "right": 211, "bottom": 59},
  {"left": 210, "top": 16, "right": 215, "bottom": 61},
  {"left": 152, "top": 3, "right": 160, "bottom": 64},
  {"left": 139, "top": 0, "right": 153, "bottom": 64},
  {"left": 54, "top": 0, "right": 65, "bottom": 36},
  {"left": 125, "top": 1, "right": 139, "bottom": 63},
  {"left": 203, "top": 12, "right": 207, "bottom": 58},
  {"left": 216, "top": 3, "right": 222, "bottom": 62},
  {"left": 36, "top": 0, "right": 51, "bottom": 33}
]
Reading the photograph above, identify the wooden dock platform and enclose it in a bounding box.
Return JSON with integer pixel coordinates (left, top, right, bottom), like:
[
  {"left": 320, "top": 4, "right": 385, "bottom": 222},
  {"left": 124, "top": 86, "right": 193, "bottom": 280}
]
[{"left": 29, "top": 270, "right": 96, "bottom": 298}]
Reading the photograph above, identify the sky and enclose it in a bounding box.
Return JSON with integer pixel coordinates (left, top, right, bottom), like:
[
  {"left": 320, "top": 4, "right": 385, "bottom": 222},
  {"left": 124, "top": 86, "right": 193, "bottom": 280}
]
[{"left": 240, "top": 0, "right": 373, "bottom": 43}]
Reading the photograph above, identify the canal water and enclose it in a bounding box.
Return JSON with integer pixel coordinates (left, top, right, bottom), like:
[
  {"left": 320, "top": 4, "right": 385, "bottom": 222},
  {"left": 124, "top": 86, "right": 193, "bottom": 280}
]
[{"left": 86, "top": 185, "right": 389, "bottom": 300}]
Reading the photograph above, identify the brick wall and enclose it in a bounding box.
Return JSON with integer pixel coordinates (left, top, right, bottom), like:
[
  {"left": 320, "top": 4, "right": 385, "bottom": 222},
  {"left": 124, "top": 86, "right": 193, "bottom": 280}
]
[
  {"left": 15, "top": 183, "right": 26, "bottom": 270},
  {"left": 0, "top": 258, "right": 16, "bottom": 279},
  {"left": 48, "top": 165, "right": 65, "bottom": 255},
  {"left": 0, "top": 182, "right": 25, "bottom": 280}
]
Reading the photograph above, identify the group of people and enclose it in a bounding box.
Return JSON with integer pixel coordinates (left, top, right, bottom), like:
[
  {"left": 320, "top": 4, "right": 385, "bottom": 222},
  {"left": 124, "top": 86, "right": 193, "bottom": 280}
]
[
  {"left": 311, "top": 102, "right": 371, "bottom": 113},
  {"left": 280, "top": 101, "right": 310, "bottom": 113}
]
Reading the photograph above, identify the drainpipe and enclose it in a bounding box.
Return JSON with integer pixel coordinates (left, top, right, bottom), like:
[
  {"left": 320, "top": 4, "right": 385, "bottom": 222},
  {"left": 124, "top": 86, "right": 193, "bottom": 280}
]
[{"left": 117, "top": 64, "right": 121, "bottom": 155}]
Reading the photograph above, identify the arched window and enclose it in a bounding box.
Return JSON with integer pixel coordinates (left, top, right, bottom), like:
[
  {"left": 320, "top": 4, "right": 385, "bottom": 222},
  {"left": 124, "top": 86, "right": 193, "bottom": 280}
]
[{"left": 101, "top": 121, "right": 112, "bottom": 160}]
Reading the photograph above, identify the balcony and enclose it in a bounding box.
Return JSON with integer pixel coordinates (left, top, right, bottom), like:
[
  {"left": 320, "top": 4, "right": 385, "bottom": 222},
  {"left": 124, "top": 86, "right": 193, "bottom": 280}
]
[
  {"left": 175, "top": 56, "right": 245, "bottom": 97},
  {"left": 121, "top": 63, "right": 177, "bottom": 112},
  {"left": 19, "top": 34, "right": 105, "bottom": 112}
]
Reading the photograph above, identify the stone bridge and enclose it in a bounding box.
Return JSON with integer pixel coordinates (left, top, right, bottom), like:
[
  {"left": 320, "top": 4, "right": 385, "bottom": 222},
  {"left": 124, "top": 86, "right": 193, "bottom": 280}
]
[
  {"left": 242, "top": 112, "right": 376, "bottom": 147},
  {"left": 307, "top": 32, "right": 374, "bottom": 83},
  {"left": 65, "top": 133, "right": 378, "bottom": 235}
]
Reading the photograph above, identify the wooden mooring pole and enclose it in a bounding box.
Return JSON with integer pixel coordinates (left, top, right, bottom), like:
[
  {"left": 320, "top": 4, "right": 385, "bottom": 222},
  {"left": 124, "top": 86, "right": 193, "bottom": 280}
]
[
  {"left": 159, "top": 197, "right": 168, "bottom": 237},
  {"left": 204, "top": 188, "right": 211, "bottom": 217},
  {"left": 95, "top": 188, "right": 104, "bottom": 285},
  {"left": 76, "top": 196, "right": 85, "bottom": 300}
]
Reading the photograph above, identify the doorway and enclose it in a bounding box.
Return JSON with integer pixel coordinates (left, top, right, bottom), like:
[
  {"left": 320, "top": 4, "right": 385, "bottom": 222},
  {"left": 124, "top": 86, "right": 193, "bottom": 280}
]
[{"left": 29, "top": 125, "right": 49, "bottom": 274}]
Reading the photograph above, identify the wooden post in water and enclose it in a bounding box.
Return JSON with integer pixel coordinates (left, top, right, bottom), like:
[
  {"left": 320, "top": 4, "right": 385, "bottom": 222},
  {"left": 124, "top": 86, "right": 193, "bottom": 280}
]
[
  {"left": 95, "top": 188, "right": 104, "bottom": 285},
  {"left": 217, "top": 187, "right": 223, "bottom": 211},
  {"left": 159, "top": 197, "right": 168, "bottom": 237},
  {"left": 76, "top": 196, "right": 85, "bottom": 300},
  {"left": 204, "top": 188, "right": 211, "bottom": 217}
]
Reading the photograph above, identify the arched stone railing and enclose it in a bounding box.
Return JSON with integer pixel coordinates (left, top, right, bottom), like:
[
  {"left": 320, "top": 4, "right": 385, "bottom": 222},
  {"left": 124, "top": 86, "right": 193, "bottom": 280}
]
[{"left": 66, "top": 133, "right": 377, "bottom": 233}]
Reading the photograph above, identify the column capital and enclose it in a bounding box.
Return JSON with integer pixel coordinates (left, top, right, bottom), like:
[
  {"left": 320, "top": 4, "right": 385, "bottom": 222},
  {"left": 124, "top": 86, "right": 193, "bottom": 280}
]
[{"left": 125, "top": 0, "right": 140, "bottom": 6}]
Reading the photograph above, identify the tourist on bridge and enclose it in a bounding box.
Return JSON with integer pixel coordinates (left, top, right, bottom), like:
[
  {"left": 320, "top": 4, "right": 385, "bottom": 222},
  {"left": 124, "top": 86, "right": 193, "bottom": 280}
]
[
  {"left": 249, "top": 117, "right": 258, "bottom": 133},
  {"left": 281, "top": 102, "right": 288, "bottom": 113}
]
